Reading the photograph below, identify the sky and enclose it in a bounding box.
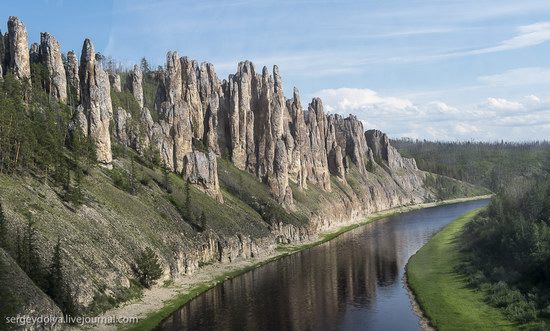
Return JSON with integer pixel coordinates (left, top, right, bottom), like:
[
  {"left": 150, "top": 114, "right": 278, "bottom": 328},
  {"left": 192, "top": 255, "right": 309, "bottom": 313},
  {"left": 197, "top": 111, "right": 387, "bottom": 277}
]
[{"left": 3, "top": 0, "right": 550, "bottom": 141}]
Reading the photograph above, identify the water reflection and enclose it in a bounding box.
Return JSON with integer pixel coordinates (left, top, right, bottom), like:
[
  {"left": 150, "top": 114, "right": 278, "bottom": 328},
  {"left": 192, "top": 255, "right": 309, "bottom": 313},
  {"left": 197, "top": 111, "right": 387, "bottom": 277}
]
[{"left": 158, "top": 200, "right": 489, "bottom": 331}]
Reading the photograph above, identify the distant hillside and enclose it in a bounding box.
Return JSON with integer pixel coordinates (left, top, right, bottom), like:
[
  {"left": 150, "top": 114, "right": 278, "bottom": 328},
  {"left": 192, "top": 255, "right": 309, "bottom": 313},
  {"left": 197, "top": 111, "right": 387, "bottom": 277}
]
[{"left": 392, "top": 139, "right": 550, "bottom": 191}]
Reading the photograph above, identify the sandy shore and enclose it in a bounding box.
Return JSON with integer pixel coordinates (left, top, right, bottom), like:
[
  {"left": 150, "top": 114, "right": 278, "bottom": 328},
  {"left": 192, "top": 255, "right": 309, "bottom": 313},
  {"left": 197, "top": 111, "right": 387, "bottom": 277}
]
[{"left": 82, "top": 195, "right": 491, "bottom": 330}]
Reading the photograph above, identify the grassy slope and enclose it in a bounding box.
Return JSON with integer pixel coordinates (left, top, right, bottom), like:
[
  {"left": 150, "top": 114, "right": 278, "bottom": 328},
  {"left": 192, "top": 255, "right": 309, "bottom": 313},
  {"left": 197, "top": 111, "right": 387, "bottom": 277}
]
[{"left": 407, "top": 209, "right": 516, "bottom": 331}]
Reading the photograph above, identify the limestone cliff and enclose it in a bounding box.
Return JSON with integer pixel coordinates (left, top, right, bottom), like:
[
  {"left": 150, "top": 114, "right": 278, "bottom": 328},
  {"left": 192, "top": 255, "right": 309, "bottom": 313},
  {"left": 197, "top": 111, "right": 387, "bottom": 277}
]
[
  {"left": 39, "top": 32, "right": 67, "bottom": 103},
  {"left": 6, "top": 16, "right": 31, "bottom": 81},
  {"left": 78, "top": 39, "right": 113, "bottom": 167},
  {"left": 66, "top": 50, "right": 80, "bottom": 102}
]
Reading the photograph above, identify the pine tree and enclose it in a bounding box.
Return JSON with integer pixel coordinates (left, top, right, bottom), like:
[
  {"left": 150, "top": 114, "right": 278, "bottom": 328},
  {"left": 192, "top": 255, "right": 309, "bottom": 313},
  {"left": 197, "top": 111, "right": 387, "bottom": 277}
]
[
  {"left": 22, "top": 216, "right": 43, "bottom": 286},
  {"left": 47, "top": 238, "right": 64, "bottom": 307},
  {"left": 184, "top": 180, "right": 191, "bottom": 222},
  {"left": 15, "top": 229, "right": 22, "bottom": 266},
  {"left": 129, "top": 156, "right": 137, "bottom": 195},
  {"left": 161, "top": 162, "right": 171, "bottom": 192},
  {"left": 134, "top": 247, "right": 163, "bottom": 288},
  {"left": 0, "top": 202, "right": 6, "bottom": 249},
  {"left": 199, "top": 211, "right": 206, "bottom": 232}
]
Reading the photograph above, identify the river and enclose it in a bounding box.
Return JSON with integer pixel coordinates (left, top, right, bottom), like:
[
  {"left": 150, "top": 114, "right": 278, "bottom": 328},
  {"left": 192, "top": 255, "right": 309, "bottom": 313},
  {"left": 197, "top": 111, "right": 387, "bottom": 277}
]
[{"left": 156, "top": 199, "right": 490, "bottom": 331}]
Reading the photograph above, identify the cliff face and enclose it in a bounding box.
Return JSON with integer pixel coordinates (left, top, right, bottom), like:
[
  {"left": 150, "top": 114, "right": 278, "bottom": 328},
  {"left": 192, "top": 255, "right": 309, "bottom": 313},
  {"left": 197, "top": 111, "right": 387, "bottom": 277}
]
[
  {"left": 39, "top": 32, "right": 67, "bottom": 103},
  {"left": 0, "top": 16, "right": 447, "bottom": 316},
  {"left": 78, "top": 39, "right": 113, "bottom": 167},
  {"left": 6, "top": 16, "right": 31, "bottom": 81}
]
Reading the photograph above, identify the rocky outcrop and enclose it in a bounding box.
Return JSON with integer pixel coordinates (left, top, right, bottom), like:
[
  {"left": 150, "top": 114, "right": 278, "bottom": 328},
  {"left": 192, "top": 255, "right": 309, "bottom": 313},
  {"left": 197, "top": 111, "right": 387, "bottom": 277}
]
[
  {"left": 39, "top": 32, "right": 67, "bottom": 103},
  {"left": 128, "top": 64, "right": 144, "bottom": 108},
  {"left": 181, "top": 57, "right": 203, "bottom": 140},
  {"left": 66, "top": 50, "right": 80, "bottom": 102},
  {"left": 78, "top": 39, "right": 113, "bottom": 167},
  {"left": 7, "top": 16, "right": 31, "bottom": 81},
  {"left": 183, "top": 150, "right": 223, "bottom": 203},
  {"left": 109, "top": 72, "right": 122, "bottom": 93},
  {"left": 198, "top": 62, "right": 225, "bottom": 155},
  {"left": 29, "top": 42, "right": 40, "bottom": 63},
  {"left": 153, "top": 51, "right": 193, "bottom": 172}
]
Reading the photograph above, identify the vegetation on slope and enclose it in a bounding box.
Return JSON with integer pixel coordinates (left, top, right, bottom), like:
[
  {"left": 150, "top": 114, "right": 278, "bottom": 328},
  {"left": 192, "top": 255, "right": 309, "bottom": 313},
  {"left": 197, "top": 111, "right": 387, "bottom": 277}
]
[
  {"left": 393, "top": 139, "right": 550, "bottom": 191},
  {"left": 407, "top": 209, "right": 516, "bottom": 331},
  {"left": 458, "top": 177, "right": 550, "bottom": 329}
]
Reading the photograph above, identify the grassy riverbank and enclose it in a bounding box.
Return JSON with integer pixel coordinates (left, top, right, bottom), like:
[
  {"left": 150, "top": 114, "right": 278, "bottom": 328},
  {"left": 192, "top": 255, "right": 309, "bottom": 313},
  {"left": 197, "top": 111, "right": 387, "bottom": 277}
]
[
  {"left": 407, "top": 208, "right": 516, "bottom": 331},
  {"left": 122, "top": 195, "right": 492, "bottom": 331}
]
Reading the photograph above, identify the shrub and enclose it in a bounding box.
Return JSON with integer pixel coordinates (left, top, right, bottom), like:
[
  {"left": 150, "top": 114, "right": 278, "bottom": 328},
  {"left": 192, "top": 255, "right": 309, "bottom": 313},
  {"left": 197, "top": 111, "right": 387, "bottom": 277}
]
[
  {"left": 487, "top": 282, "right": 523, "bottom": 307},
  {"left": 504, "top": 300, "right": 537, "bottom": 323}
]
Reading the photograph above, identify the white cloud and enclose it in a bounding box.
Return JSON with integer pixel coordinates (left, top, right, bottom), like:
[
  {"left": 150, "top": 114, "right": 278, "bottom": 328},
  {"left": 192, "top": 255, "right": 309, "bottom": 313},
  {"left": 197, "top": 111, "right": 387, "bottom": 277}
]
[
  {"left": 470, "top": 22, "right": 550, "bottom": 54},
  {"left": 316, "top": 88, "right": 416, "bottom": 115},
  {"left": 478, "top": 68, "right": 550, "bottom": 87},
  {"left": 315, "top": 87, "right": 550, "bottom": 141},
  {"left": 483, "top": 98, "right": 524, "bottom": 111}
]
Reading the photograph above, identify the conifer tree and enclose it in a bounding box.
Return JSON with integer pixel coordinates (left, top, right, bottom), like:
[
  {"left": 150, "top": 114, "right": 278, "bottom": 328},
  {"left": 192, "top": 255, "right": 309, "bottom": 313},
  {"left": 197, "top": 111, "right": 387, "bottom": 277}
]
[
  {"left": 47, "top": 238, "right": 64, "bottom": 306},
  {"left": 0, "top": 202, "right": 6, "bottom": 249},
  {"left": 134, "top": 247, "right": 162, "bottom": 288}
]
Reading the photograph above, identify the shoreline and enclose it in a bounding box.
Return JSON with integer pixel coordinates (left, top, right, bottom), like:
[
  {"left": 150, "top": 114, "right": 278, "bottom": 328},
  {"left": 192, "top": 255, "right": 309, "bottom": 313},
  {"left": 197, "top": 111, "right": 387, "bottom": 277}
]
[
  {"left": 405, "top": 205, "right": 514, "bottom": 331},
  {"left": 91, "top": 194, "right": 492, "bottom": 331}
]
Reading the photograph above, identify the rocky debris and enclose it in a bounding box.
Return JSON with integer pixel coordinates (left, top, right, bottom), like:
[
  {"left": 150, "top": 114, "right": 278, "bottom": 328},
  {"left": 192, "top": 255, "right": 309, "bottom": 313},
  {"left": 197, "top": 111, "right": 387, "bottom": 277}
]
[
  {"left": 39, "top": 32, "right": 67, "bottom": 103},
  {"left": 109, "top": 72, "right": 122, "bottom": 93},
  {"left": 182, "top": 150, "right": 223, "bottom": 203},
  {"left": 78, "top": 38, "right": 113, "bottom": 167},
  {"left": 66, "top": 50, "right": 80, "bottom": 102},
  {"left": 7, "top": 16, "right": 31, "bottom": 81},
  {"left": 128, "top": 64, "right": 144, "bottom": 108}
]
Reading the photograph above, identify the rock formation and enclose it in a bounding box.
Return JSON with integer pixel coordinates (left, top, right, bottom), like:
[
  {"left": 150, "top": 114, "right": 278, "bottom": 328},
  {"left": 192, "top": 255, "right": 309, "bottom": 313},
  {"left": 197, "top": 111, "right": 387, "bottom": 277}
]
[
  {"left": 109, "top": 72, "right": 122, "bottom": 93},
  {"left": 128, "top": 64, "right": 143, "bottom": 108},
  {"left": 39, "top": 32, "right": 67, "bottom": 103},
  {"left": 153, "top": 51, "right": 193, "bottom": 173},
  {"left": 66, "top": 50, "right": 80, "bottom": 102},
  {"left": 181, "top": 57, "right": 203, "bottom": 140},
  {"left": 183, "top": 150, "right": 223, "bottom": 203},
  {"left": 78, "top": 39, "right": 113, "bottom": 167},
  {"left": 7, "top": 16, "right": 31, "bottom": 81},
  {"left": 29, "top": 42, "right": 39, "bottom": 63},
  {"left": 198, "top": 62, "right": 225, "bottom": 155}
]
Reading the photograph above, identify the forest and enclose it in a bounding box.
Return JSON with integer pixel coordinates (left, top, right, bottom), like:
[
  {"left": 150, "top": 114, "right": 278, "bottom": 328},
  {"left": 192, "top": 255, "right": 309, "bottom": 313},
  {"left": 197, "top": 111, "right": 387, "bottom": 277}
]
[{"left": 394, "top": 138, "right": 550, "bottom": 328}]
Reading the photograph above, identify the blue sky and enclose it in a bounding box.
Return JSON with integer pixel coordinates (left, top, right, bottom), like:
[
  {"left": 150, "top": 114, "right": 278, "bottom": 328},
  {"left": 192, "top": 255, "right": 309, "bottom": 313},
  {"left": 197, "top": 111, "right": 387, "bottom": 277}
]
[{"left": 4, "top": 0, "right": 550, "bottom": 141}]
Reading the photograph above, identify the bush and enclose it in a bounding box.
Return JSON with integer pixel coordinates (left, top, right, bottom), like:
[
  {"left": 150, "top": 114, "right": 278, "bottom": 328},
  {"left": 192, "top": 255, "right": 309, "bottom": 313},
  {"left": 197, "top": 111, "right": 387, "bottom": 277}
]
[
  {"left": 504, "top": 300, "right": 537, "bottom": 323},
  {"left": 487, "top": 282, "right": 523, "bottom": 307},
  {"left": 133, "top": 248, "right": 163, "bottom": 288},
  {"left": 467, "top": 270, "right": 487, "bottom": 288}
]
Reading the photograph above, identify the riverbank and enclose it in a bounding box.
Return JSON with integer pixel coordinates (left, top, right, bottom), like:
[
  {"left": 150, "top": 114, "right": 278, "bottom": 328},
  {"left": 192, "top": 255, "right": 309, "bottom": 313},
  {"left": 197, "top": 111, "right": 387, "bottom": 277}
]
[
  {"left": 406, "top": 208, "right": 515, "bottom": 331},
  {"left": 92, "top": 195, "right": 492, "bottom": 331}
]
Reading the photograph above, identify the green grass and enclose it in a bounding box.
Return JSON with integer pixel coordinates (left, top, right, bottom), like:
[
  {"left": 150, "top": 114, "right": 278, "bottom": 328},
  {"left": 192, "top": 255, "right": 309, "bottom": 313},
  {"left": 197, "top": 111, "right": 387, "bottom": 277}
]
[{"left": 407, "top": 209, "right": 516, "bottom": 331}]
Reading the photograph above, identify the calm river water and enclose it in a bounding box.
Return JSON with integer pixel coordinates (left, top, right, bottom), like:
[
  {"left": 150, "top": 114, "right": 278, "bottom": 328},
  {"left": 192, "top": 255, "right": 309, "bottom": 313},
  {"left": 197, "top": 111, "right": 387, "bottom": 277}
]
[{"left": 157, "top": 199, "right": 489, "bottom": 331}]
